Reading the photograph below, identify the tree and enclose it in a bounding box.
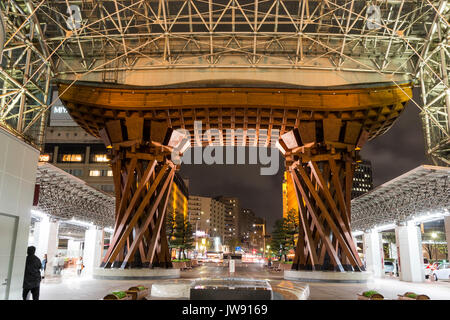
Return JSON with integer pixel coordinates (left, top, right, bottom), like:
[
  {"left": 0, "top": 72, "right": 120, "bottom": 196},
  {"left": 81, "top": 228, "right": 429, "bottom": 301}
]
[
  {"left": 171, "top": 211, "right": 195, "bottom": 259},
  {"left": 284, "top": 209, "right": 299, "bottom": 250},
  {"left": 225, "top": 237, "right": 241, "bottom": 252},
  {"left": 270, "top": 219, "right": 291, "bottom": 261},
  {"left": 166, "top": 212, "right": 176, "bottom": 258},
  {"left": 422, "top": 231, "right": 447, "bottom": 262},
  {"left": 382, "top": 232, "right": 396, "bottom": 259}
]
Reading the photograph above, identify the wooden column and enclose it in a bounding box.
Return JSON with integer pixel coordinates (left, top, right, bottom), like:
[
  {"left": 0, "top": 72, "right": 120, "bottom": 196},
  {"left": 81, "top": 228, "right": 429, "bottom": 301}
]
[
  {"left": 279, "top": 120, "right": 369, "bottom": 272},
  {"left": 98, "top": 118, "right": 184, "bottom": 269},
  {"left": 289, "top": 155, "right": 364, "bottom": 271}
]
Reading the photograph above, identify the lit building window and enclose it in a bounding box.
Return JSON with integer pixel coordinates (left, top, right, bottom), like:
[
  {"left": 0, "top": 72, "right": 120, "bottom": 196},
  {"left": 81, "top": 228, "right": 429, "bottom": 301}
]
[
  {"left": 61, "top": 154, "right": 82, "bottom": 162},
  {"left": 39, "top": 154, "right": 50, "bottom": 162},
  {"left": 107, "top": 170, "right": 113, "bottom": 176},
  {"left": 90, "top": 170, "right": 101, "bottom": 177},
  {"left": 94, "top": 154, "right": 109, "bottom": 162}
]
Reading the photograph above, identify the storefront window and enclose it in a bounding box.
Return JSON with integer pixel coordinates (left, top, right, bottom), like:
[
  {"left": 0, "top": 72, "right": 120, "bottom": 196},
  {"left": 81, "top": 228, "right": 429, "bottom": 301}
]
[
  {"left": 89, "top": 170, "right": 101, "bottom": 177},
  {"left": 61, "top": 154, "right": 82, "bottom": 162},
  {"left": 39, "top": 154, "right": 51, "bottom": 162},
  {"left": 90, "top": 170, "right": 112, "bottom": 177},
  {"left": 94, "top": 154, "right": 108, "bottom": 162}
]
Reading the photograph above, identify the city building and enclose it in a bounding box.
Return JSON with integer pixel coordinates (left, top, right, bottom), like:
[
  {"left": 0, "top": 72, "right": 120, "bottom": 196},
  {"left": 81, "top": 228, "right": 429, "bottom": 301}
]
[
  {"left": 42, "top": 126, "right": 115, "bottom": 194},
  {"left": 282, "top": 170, "right": 298, "bottom": 219},
  {"left": 166, "top": 174, "right": 189, "bottom": 223},
  {"left": 352, "top": 160, "right": 374, "bottom": 199},
  {"left": 188, "top": 195, "right": 226, "bottom": 244},
  {"left": 250, "top": 217, "right": 267, "bottom": 255},
  {"left": 239, "top": 208, "right": 256, "bottom": 249},
  {"left": 214, "top": 196, "right": 240, "bottom": 244}
]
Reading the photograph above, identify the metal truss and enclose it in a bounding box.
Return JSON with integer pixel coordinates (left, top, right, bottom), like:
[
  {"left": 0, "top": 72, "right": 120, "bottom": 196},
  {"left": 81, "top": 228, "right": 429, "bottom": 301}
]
[
  {"left": 417, "top": 1, "right": 450, "bottom": 165},
  {"left": 35, "top": 162, "right": 115, "bottom": 227},
  {"left": 351, "top": 165, "right": 450, "bottom": 231},
  {"left": 0, "top": 1, "right": 53, "bottom": 148},
  {"left": 0, "top": 1, "right": 449, "bottom": 161},
  {"left": 58, "top": 222, "right": 89, "bottom": 239}
]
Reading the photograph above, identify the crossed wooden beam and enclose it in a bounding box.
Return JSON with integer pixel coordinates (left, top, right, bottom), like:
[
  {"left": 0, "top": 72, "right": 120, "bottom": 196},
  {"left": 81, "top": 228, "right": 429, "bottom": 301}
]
[
  {"left": 98, "top": 117, "right": 186, "bottom": 269},
  {"left": 277, "top": 120, "right": 369, "bottom": 272}
]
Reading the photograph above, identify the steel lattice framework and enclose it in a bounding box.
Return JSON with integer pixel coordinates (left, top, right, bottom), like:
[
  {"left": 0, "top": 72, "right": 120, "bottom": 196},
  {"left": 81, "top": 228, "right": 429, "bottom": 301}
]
[
  {"left": 36, "top": 162, "right": 115, "bottom": 227},
  {"left": 351, "top": 165, "right": 450, "bottom": 231},
  {"left": 0, "top": 0, "right": 448, "bottom": 163}
]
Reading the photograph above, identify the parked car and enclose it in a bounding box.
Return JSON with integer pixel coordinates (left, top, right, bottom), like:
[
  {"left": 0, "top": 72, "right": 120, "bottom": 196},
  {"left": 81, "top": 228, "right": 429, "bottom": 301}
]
[
  {"left": 424, "top": 262, "right": 439, "bottom": 279},
  {"left": 431, "top": 263, "right": 450, "bottom": 281},
  {"left": 384, "top": 261, "right": 397, "bottom": 274}
]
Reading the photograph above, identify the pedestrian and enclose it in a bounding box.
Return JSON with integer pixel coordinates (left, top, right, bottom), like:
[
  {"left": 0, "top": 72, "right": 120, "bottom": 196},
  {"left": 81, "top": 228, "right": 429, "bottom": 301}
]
[
  {"left": 41, "top": 254, "right": 47, "bottom": 279},
  {"left": 58, "top": 255, "right": 65, "bottom": 274},
  {"left": 52, "top": 254, "right": 59, "bottom": 275},
  {"left": 76, "top": 256, "right": 83, "bottom": 276},
  {"left": 22, "top": 246, "right": 42, "bottom": 300}
]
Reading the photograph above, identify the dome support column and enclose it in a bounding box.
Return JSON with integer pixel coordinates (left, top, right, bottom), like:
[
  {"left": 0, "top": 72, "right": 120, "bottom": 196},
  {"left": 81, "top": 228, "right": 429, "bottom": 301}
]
[
  {"left": 97, "top": 118, "right": 186, "bottom": 269},
  {"left": 277, "top": 121, "right": 368, "bottom": 272}
]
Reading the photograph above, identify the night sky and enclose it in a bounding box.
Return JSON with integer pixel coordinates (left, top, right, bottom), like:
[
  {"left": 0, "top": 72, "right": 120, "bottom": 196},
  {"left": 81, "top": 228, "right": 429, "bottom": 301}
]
[{"left": 180, "top": 89, "right": 429, "bottom": 232}]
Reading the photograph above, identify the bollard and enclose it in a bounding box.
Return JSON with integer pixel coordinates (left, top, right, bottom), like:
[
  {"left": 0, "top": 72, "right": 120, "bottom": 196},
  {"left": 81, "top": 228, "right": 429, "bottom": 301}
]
[{"left": 229, "top": 259, "right": 235, "bottom": 273}]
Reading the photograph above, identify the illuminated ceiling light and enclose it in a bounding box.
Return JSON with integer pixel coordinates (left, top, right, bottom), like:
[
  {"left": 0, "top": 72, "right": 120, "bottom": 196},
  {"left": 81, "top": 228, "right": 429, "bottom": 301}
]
[
  {"left": 104, "top": 227, "right": 114, "bottom": 233},
  {"left": 375, "top": 223, "right": 396, "bottom": 232},
  {"left": 411, "top": 211, "right": 448, "bottom": 224},
  {"left": 352, "top": 231, "right": 364, "bottom": 237},
  {"left": 68, "top": 218, "right": 95, "bottom": 228},
  {"left": 31, "top": 209, "right": 47, "bottom": 219}
]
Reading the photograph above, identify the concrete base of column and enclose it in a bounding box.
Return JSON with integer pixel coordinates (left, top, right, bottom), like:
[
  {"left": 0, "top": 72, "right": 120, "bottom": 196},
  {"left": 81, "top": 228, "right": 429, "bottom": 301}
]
[
  {"left": 363, "top": 230, "right": 384, "bottom": 278},
  {"left": 83, "top": 228, "right": 103, "bottom": 275},
  {"left": 396, "top": 224, "right": 425, "bottom": 282},
  {"left": 93, "top": 267, "right": 180, "bottom": 280},
  {"left": 284, "top": 270, "right": 372, "bottom": 283},
  {"left": 0, "top": 128, "right": 39, "bottom": 300},
  {"left": 445, "top": 216, "right": 450, "bottom": 262}
]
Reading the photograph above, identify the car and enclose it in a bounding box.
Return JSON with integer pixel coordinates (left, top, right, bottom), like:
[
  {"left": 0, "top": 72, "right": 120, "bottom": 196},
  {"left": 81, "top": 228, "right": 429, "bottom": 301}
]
[
  {"left": 384, "top": 261, "right": 396, "bottom": 274},
  {"left": 431, "top": 263, "right": 450, "bottom": 281},
  {"left": 424, "top": 262, "right": 440, "bottom": 279}
]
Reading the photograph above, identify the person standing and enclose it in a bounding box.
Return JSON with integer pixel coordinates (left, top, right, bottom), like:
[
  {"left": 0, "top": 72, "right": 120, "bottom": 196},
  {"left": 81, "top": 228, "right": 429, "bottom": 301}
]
[
  {"left": 76, "top": 256, "right": 83, "bottom": 276},
  {"left": 58, "top": 254, "right": 65, "bottom": 275},
  {"left": 41, "top": 254, "right": 47, "bottom": 279},
  {"left": 52, "top": 255, "right": 59, "bottom": 275},
  {"left": 22, "top": 246, "right": 42, "bottom": 300}
]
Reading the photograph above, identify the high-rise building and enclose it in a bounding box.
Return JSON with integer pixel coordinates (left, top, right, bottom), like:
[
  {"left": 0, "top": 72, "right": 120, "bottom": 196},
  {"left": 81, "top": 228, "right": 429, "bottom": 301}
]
[
  {"left": 250, "top": 217, "right": 267, "bottom": 254},
  {"left": 166, "top": 174, "right": 189, "bottom": 222},
  {"left": 239, "top": 208, "right": 256, "bottom": 249},
  {"left": 42, "top": 126, "right": 115, "bottom": 194},
  {"left": 282, "top": 170, "right": 298, "bottom": 219},
  {"left": 214, "top": 196, "right": 240, "bottom": 244},
  {"left": 188, "top": 195, "right": 226, "bottom": 241},
  {"left": 42, "top": 98, "right": 189, "bottom": 214},
  {"left": 352, "top": 160, "right": 374, "bottom": 199}
]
